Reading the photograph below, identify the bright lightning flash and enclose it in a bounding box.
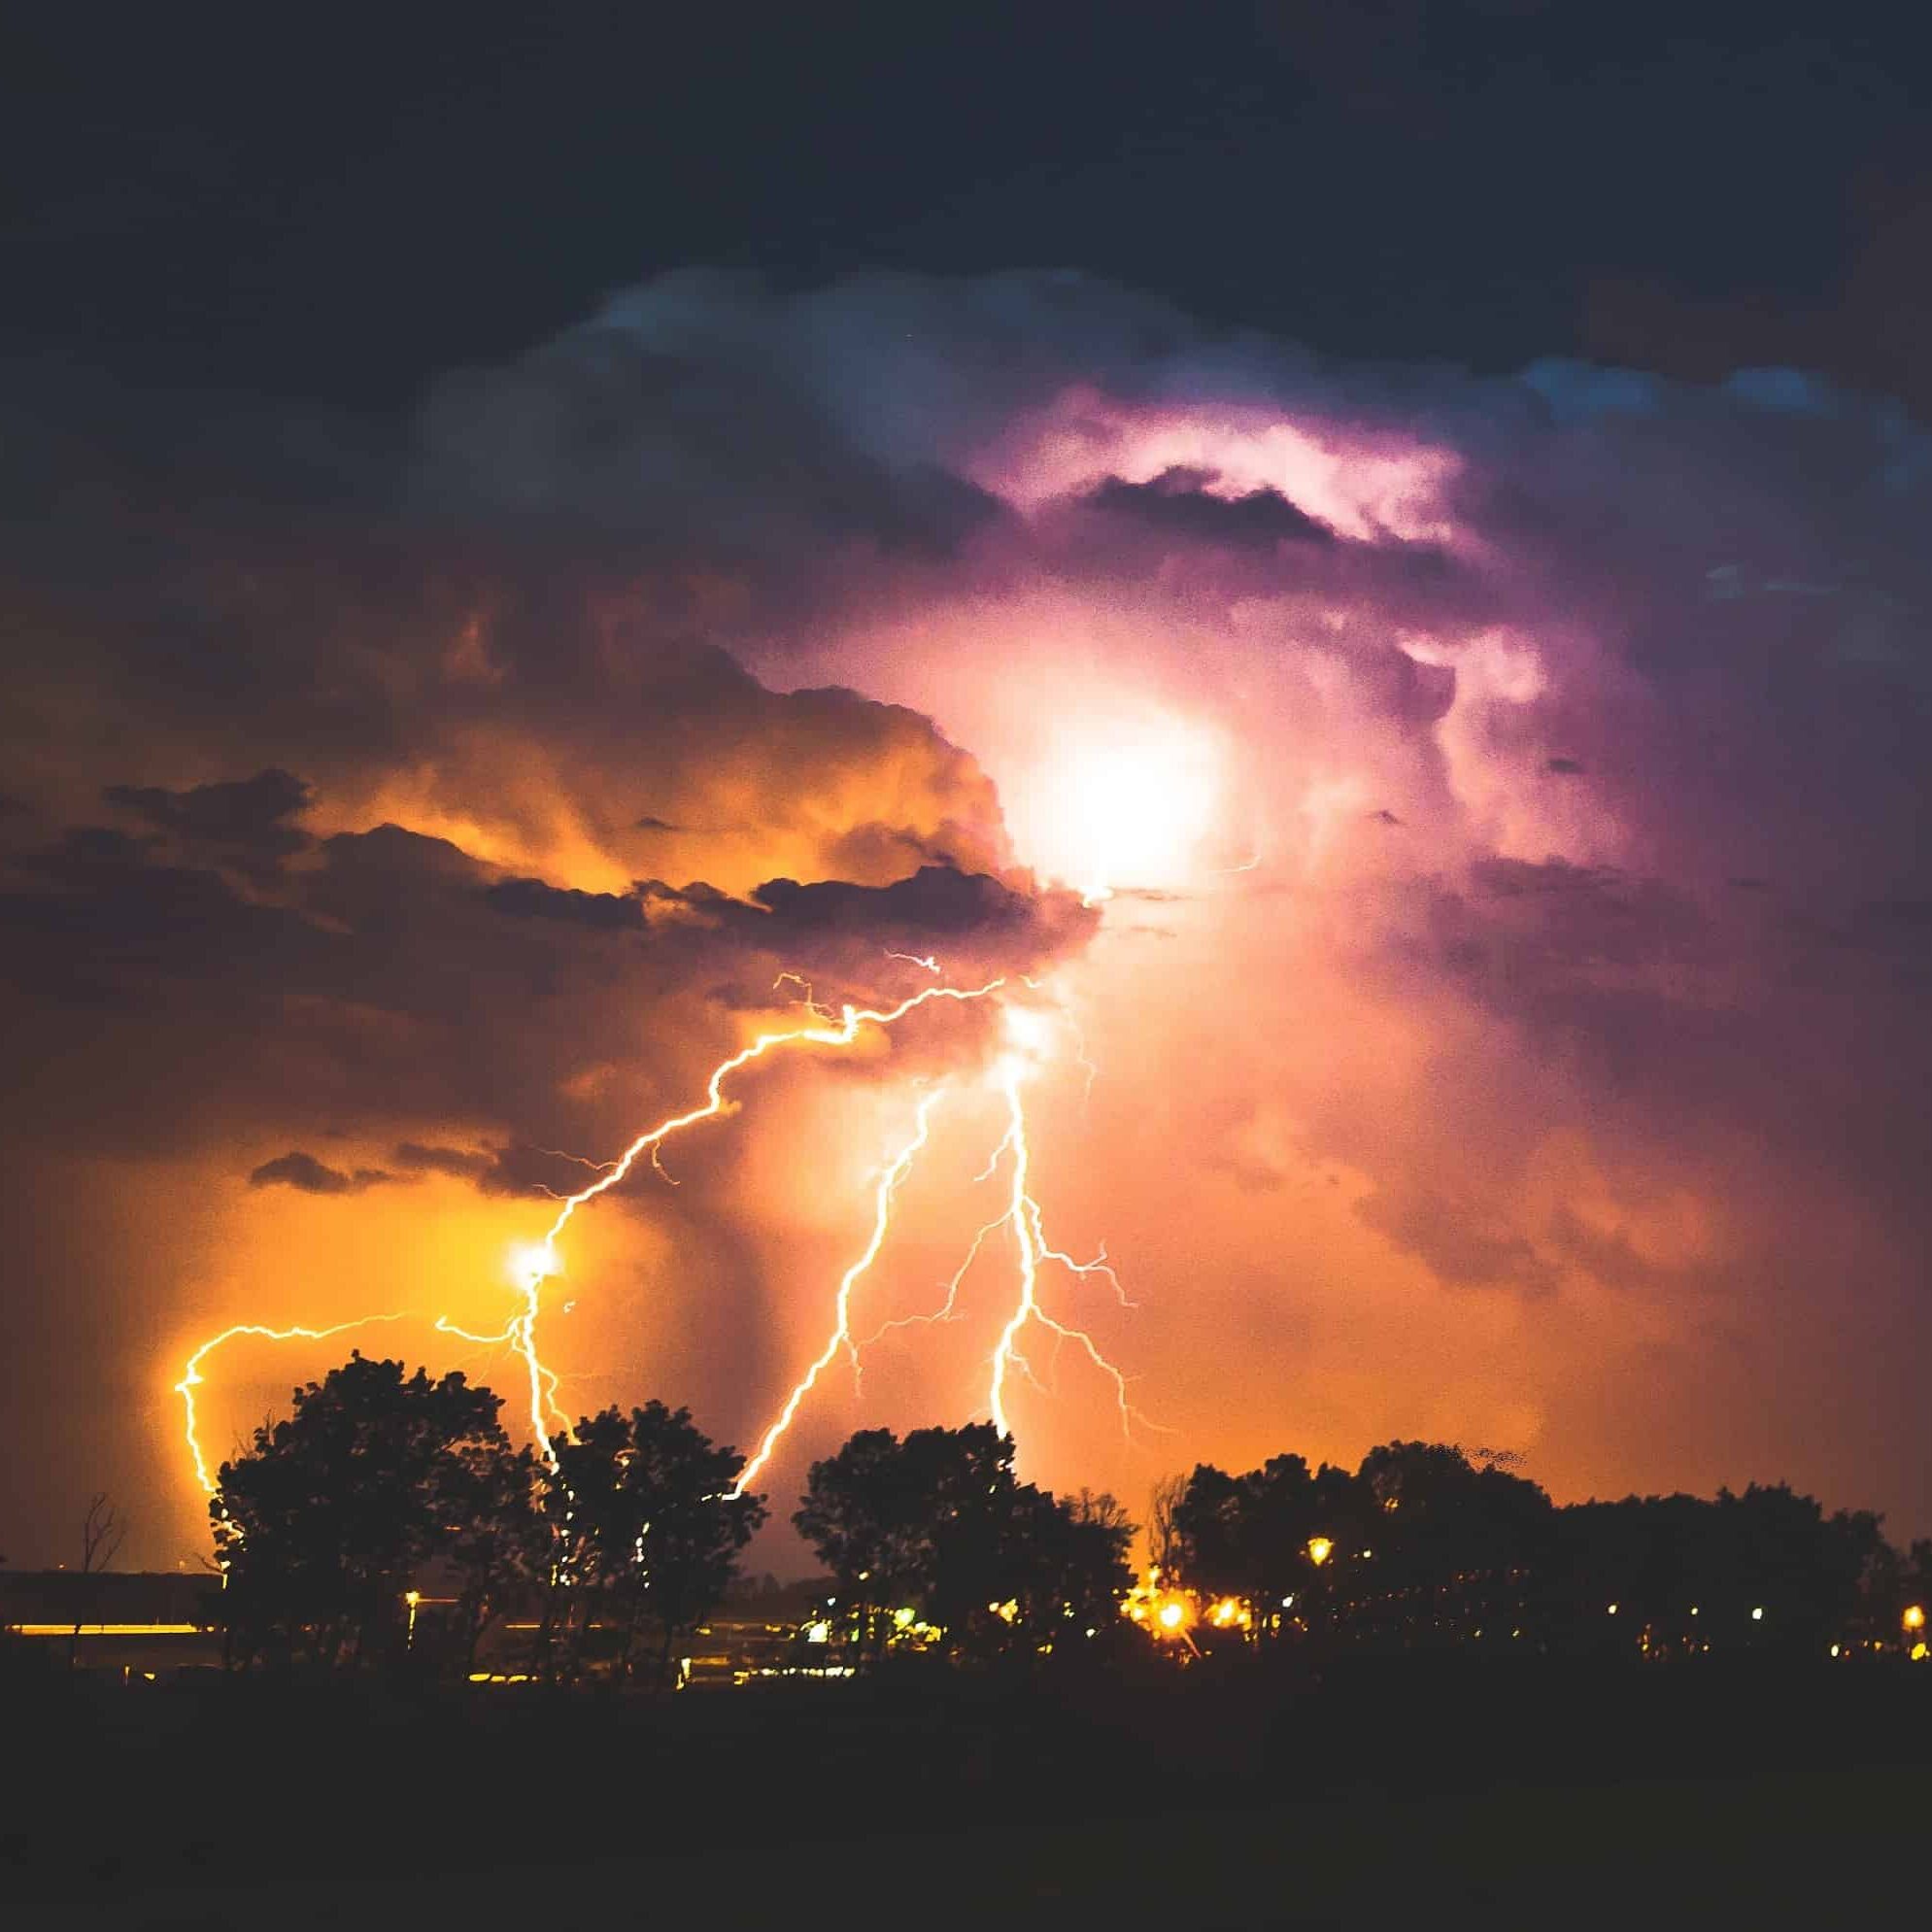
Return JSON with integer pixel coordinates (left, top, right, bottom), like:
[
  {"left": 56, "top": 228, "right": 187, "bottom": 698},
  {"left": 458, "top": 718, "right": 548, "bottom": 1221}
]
[
  {"left": 981, "top": 1005, "right": 1144, "bottom": 1441},
  {"left": 175, "top": 1315, "right": 407, "bottom": 1495},
  {"left": 177, "top": 966, "right": 1149, "bottom": 1515},
  {"left": 732, "top": 1086, "right": 947, "bottom": 1493}
]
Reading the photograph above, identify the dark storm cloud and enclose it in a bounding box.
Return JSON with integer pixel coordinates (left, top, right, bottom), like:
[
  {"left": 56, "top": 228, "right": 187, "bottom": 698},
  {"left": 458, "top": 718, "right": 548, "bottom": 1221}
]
[
  {"left": 484, "top": 877, "right": 645, "bottom": 932},
  {"left": 410, "top": 280, "right": 1009, "bottom": 565},
  {"left": 0, "top": 748, "right": 1090, "bottom": 1184},
  {"left": 391, "top": 1140, "right": 606, "bottom": 1199},
  {"left": 103, "top": 768, "right": 312, "bottom": 854},
  {"left": 747, "top": 865, "right": 1087, "bottom": 948},
  {"left": 249, "top": 1150, "right": 392, "bottom": 1195},
  {"left": 484, "top": 863, "right": 1093, "bottom": 962},
  {"left": 391, "top": 1141, "right": 495, "bottom": 1183},
  {"left": 1079, "top": 468, "right": 1335, "bottom": 547}
]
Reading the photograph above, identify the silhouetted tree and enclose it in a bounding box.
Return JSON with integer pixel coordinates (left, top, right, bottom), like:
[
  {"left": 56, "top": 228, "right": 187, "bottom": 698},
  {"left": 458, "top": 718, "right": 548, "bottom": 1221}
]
[
  {"left": 1355, "top": 1441, "right": 1554, "bottom": 1648},
  {"left": 797, "top": 1426, "right": 1133, "bottom": 1668},
  {"left": 70, "top": 1491, "right": 126, "bottom": 1669},
  {"left": 1169, "top": 1454, "right": 1370, "bottom": 1643},
  {"left": 1004, "top": 1486, "right": 1135, "bottom": 1660},
  {"left": 442, "top": 1439, "right": 549, "bottom": 1675},
  {"left": 1555, "top": 1483, "right": 1888, "bottom": 1657},
  {"left": 793, "top": 1426, "right": 953, "bottom": 1669},
  {"left": 211, "top": 1354, "right": 507, "bottom": 1672},
  {"left": 547, "top": 1402, "right": 764, "bottom": 1685},
  {"left": 1147, "top": 1472, "right": 1188, "bottom": 1576}
]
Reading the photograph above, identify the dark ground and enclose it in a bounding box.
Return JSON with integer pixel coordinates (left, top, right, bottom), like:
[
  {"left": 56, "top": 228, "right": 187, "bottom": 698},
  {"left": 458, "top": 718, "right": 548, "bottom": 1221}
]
[{"left": 9, "top": 1654, "right": 1928, "bottom": 1927}]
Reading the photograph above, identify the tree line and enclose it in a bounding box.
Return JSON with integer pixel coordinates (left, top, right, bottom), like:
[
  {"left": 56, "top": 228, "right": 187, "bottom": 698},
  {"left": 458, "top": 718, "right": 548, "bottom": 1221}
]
[
  {"left": 203, "top": 1353, "right": 1931, "bottom": 1682},
  {"left": 1155, "top": 1441, "right": 1932, "bottom": 1661},
  {"left": 206, "top": 1353, "right": 1132, "bottom": 1681}
]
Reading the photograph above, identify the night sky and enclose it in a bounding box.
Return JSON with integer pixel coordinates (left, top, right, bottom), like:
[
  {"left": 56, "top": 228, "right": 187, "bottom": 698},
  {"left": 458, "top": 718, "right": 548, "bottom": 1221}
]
[{"left": 5, "top": 4, "right": 1931, "bottom": 1568}]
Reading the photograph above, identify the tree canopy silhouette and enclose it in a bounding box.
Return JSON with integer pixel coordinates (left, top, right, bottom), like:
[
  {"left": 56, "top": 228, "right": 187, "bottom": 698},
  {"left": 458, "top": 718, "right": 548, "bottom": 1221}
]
[
  {"left": 547, "top": 1401, "right": 765, "bottom": 1684},
  {"left": 212, "top": 1353, "right": 531, "bottom": 1671},
  {"left": 794, "top": 1422, "right": 1133, "bottom": 1668}
]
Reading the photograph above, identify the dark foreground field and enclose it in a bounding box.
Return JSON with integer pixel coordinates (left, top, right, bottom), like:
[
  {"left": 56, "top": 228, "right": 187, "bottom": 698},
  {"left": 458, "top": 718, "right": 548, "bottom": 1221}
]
[{"left": 10, "top": 1656, "right": 1929, "bottom": 1928}]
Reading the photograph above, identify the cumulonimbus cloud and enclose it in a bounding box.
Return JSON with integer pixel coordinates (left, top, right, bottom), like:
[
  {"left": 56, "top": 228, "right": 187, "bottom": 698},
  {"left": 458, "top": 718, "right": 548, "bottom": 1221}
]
[{"left": 2, "top": 267, "right": 1930, "bottom": 1563}]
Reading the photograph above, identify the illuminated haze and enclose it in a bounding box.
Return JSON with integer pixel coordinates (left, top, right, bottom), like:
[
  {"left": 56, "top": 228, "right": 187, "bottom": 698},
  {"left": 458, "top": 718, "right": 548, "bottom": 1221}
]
[{"left": 3, "top": 270, "right": 1929, "bottom": 1565}]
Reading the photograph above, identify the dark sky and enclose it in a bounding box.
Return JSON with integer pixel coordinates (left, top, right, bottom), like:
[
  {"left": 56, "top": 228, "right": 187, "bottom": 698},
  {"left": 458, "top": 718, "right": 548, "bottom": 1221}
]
[{"left": 9, "top": 3, "right": 1931, "bottom": 411}]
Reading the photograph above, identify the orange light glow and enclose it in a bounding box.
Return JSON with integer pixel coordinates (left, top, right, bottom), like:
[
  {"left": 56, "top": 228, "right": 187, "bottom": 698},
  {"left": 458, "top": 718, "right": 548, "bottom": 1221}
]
[
  {"left": 1306, "top": 1536, "right": 1334, "bottom": 1567},
  {"left": 10, "top": 1624, "right": 206, "bottom": 1637},
  {"left": 1905, "top": 1604, "right": 1926, "bottom": 1633}
]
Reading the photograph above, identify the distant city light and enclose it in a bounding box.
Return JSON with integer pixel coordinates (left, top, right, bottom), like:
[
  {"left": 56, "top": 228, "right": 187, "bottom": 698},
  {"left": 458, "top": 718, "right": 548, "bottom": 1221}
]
[
  {"left": 804, "top": 1621, "right": 830, "bottom": 1644},
  {"left": 1904, "top": 1604, "right": 1926, "bottom": 1633},
  {"left": 1750, "top": 1606, "right": 1764, "bottom": 1621},
  {"left": 1607, "top": 1603, "right": 1618, "bottom": 1615},
  {"left": 1306, "top": 1536, "right": 1334, "bottom": 1567}
]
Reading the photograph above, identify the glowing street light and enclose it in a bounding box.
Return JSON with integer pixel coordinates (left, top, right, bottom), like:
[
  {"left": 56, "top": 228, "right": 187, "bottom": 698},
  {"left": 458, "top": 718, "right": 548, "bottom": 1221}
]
[
  {"left": 1904, "top": 1604, "right": 1926, "bottom": 1634},
  {"left": 1150, "top": 1593, "right": 1196, "bottom": 1640},
  {"left": 1306, "top": 1536, "right": 1334, "bottom": 1568},
  {"left": 404, "top": 1589, "right": 421, "bottom": 1648}
]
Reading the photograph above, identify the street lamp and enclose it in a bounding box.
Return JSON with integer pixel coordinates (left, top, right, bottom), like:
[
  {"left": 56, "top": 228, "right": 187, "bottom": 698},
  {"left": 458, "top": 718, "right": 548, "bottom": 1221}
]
[
  {"left": 404, "top": 1589, "right": 421, "bottom": 1648},
  {"left": 1306, "top": 1536, "right": 1333, "bottom": 1568}
]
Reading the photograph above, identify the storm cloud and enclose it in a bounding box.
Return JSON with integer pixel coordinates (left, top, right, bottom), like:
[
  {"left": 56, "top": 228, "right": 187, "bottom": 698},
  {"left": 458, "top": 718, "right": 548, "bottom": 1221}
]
[{"left": 3, "top": 268, "right": 1930, "bottom": 1565}]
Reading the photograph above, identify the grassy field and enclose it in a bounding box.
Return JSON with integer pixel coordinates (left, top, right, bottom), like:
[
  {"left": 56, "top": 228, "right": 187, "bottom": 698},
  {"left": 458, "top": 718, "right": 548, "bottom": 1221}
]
[{"left": 10, "top": 1656, "right": 1928, "bottom": 1927}]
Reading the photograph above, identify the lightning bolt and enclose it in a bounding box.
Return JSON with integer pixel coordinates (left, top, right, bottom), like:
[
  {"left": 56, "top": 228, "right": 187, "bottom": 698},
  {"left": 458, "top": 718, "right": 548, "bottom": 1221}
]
[
  {"left": 733, "top": 998, "right": 1153, "bottom": 1498},
  {"left": 731, "top": 1086, "right": 946, "bottom": 1494},
  {"left": 986, "top": 1064, "right": 1152, "bottom": 1442},
  {"left": 486, "top": 979, "right": 1007, "bottom": 1461},
  {"left": 854, "top": 1209, "right": 1004, "bottom": 1351},
  {"left": 175, "top": 978, "right": 1009, "bottom": 1495},
  {"left": 174, "top": 966, "right": 1152, "bottom": 1522},
  {"left": 174, "top": 1315, "right": 408, "bottom": 1496}
]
